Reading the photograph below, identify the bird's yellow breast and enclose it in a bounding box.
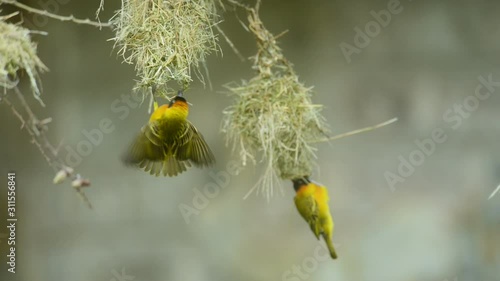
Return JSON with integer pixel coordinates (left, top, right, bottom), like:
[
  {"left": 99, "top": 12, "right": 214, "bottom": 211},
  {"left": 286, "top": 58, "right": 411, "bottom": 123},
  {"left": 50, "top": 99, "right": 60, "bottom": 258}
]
[
  {"left": 149, "top": 102, "right": 189, "bottom": 123},
  {"left": 314, "top": 185, "right": 329, "bottom": 204},
  {"left": 147, "top": 101, "right": 190, "bottom": 144},
  {"left": 164, "top": 102, "right": 189, "bottom": 121},
  {"left": 296, "top": 183, "right": 330, "bottom": 209},
  {"left": 296, "top": 183, "right": 315, "bottom": 197},
  {"left": 149, "top": 104, "right": 169, "bottom": 122}
]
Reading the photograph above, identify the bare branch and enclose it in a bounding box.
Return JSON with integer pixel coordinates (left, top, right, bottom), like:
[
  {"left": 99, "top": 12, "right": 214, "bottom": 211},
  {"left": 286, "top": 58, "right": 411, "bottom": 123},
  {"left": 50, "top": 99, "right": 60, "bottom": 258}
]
[
  {"left": 3, "top": 0, "right": 111, "bottom": 28},
  {"left": 1, "top": 88, "right": 93, "bottom": 209},
  {"left": 215, "top": 24, "right": 245, "bottom": 61},
  {"left": 311, "top": 118, "right": 398, "bottom": 143}
]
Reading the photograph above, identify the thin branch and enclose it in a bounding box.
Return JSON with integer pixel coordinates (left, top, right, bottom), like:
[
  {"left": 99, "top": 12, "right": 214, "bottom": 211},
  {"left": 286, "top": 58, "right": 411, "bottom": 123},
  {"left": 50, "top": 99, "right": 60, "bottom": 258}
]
[
  {"left": 2, "top": 88, "right": 93, "bottom": 209},
  {"left": 14, "top": 86, "right": 37, "bottom": 123},
  {"left": 215, "top": 24, "right": 245, "bottom": 61},
  {"left": 226, "top": 0, "right": 252, "bottom": 11},
  {"left": 3, "top": 97, "right": 25, "bottom": 129},
  {"left": 255, "top": 0, "right": 261, "bottom": 13},
  {"left": 95, "top": 0, "right": 105, "bottom": 20},
  {"left": 3, "top": 0, "right": 111, "bottom": 28},
  {"left": 75, "top": 187, "right": 93, "bottom": 209},
  {"left": 311, "top": 117, "right": 398, "bottom": 143},
  {"left": 3, "top": 96, "right": 53, "bottom": 165}
]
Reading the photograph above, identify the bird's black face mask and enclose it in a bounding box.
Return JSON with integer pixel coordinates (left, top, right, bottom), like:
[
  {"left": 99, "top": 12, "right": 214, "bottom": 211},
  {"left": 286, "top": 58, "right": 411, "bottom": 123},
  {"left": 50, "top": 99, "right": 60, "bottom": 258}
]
[
  {"left": 292, "top": 176, "right": 311, "bottom": 191},
  {"left": 168, "top": 91, "right": 187, "bottom": 107}
]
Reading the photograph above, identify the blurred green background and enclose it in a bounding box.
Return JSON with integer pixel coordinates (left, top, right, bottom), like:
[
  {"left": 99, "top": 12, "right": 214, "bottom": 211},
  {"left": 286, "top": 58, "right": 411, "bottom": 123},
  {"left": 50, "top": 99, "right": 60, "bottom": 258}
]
[{"left": 1, "top": 0, "right": 499, "bottom": 281}]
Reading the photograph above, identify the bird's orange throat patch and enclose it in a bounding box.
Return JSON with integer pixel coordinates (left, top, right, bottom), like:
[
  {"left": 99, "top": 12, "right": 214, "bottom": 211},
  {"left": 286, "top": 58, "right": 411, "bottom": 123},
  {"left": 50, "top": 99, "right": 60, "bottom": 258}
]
[
  {"left": 170, "top": 100, "right": 189, "bottom": 111},
  {"left": 165, "top": 101, "right": 189, "bottom": 120},
  {"left": 296, "top": 184, "right": 315, "bottom": 196}
]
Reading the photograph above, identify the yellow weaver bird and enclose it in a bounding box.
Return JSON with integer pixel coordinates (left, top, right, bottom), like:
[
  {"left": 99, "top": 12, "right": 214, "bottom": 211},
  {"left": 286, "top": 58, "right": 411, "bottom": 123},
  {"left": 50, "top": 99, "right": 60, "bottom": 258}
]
[
  {"left": 123, "top": 91, "right": 215, "bottom": 176},
  {"left": 293, "top": 176, "right": 338, "bottom": 259}
]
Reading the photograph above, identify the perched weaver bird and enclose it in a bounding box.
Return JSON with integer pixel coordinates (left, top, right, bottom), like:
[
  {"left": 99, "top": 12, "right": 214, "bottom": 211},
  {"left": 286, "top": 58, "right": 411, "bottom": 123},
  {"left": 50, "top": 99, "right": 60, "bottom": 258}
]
[
  {"left": 123, "top": 91, "right": 215, "bottom": 176},
  {"left": 293, "top": 176, "right": 338, "bottom": 259}
]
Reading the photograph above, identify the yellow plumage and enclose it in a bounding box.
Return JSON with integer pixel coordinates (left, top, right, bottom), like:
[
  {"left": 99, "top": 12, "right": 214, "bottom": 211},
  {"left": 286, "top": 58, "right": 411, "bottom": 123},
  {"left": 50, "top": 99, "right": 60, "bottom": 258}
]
[
  {"left": 123, "top": 91, "right": 215, "bottom": 176},
  {"left": 293, "top": 177, "right": 337, "bottom": 259}
]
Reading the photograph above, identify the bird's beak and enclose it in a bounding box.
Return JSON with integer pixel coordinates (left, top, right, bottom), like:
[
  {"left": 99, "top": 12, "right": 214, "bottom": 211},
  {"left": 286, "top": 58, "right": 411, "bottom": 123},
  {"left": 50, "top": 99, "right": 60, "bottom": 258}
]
[{"left": 177, "top": 90, "right": 183, "bottom": 97}]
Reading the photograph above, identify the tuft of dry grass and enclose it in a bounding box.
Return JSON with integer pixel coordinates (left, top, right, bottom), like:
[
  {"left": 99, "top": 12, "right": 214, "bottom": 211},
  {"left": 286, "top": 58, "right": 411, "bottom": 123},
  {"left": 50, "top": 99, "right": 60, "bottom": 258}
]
[
  {"left": 110, "top": 0, "right": 220, "bottom": 92},
  {"left": 0, "top": 12, "right": 47, "bottom": 104},
  {"left": 222, "top": 4, "right": 329, "bottom": 199}
]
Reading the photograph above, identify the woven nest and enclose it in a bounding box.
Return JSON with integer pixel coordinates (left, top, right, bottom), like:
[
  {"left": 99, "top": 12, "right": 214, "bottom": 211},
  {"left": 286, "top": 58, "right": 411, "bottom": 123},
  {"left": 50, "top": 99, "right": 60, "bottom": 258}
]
[
  {"left": 223, "top": 73, "right": 328, "bottom": 198},
  {"left": 222, "top": 5, "right": 329, "bottom": 199},
  {"left": 0, "top": 13, "right": 47, "bottom": 103},
  {"left": 111, "top": 0, "right": 220, "bottom": 90}
]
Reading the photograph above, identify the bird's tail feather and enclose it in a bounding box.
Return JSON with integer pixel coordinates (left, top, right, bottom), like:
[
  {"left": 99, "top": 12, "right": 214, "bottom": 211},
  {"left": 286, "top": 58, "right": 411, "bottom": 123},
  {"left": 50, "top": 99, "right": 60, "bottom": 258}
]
[{"left": 324, "top": 235, "right": 338, "bottom": 259}]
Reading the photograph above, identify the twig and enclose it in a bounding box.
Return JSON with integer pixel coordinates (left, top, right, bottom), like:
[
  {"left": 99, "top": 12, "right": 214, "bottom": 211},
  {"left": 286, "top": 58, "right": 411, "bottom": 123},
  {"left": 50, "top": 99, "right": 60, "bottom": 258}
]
[
  {"left": 226, "top": 0, "right": 252, "bottom": 11},
  {"left": 255, "top": 0, "right": 261, "bottom": 12},
  {"left": 3, "top": 96, "right": 53, "bottom": 165},
  {"left": 3, "top": 0, "right": 111, "bottom": 28},
  {"left": 96, "top": 0, "right": 105, "bottom": 20},
  {"left": 215, "top": 24, "right": 245, "bottom": 61},
  {"left": 1, "top": 88, "right": 93, "bottom": 209},
  {"left": 75, "top": 187, "right": 93, "bottom": 209},
  {"left": 311, "top": 117, "right": 398, "bottom": 143},
  {"left": 4, "top": 97, "right": 25, "bottom": 129}
]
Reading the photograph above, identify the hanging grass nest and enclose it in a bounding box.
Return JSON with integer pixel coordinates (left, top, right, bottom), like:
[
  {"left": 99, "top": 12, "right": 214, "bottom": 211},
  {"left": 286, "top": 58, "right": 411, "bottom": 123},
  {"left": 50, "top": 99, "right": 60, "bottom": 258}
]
[
  {"left": 0, "top": 13, "right": 47, "bottom": 104},
  {"left": 222, "top": 7, "right": 329, "bottom": 199},
  {"left": 111, "top": 0, "right": 220, "bottom": 91}
]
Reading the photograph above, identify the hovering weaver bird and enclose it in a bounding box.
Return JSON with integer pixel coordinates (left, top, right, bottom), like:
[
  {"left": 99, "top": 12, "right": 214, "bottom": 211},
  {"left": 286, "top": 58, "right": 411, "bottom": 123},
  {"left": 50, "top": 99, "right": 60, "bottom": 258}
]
[
  {"left": 123, "top": 91, "right": 215, "bottom": 176},
  {"left": 292, "top": 176, "right": 338, "bottom": 259}
]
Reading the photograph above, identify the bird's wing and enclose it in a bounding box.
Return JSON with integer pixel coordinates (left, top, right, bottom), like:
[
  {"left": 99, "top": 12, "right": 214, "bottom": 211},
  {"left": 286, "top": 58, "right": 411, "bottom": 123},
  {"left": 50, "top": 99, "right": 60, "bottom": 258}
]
[
  {"left": 176, "top": 121, "right": 215, "bottom": 167},
  {"left": 128, "top": 122, "right": 193, "bottom": 177},
  {"left": 122, "top": 121, "right": 164, "bottom": 164},
  {"left": 294, "top": 195, "right": 321, "bottom": 239}
]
